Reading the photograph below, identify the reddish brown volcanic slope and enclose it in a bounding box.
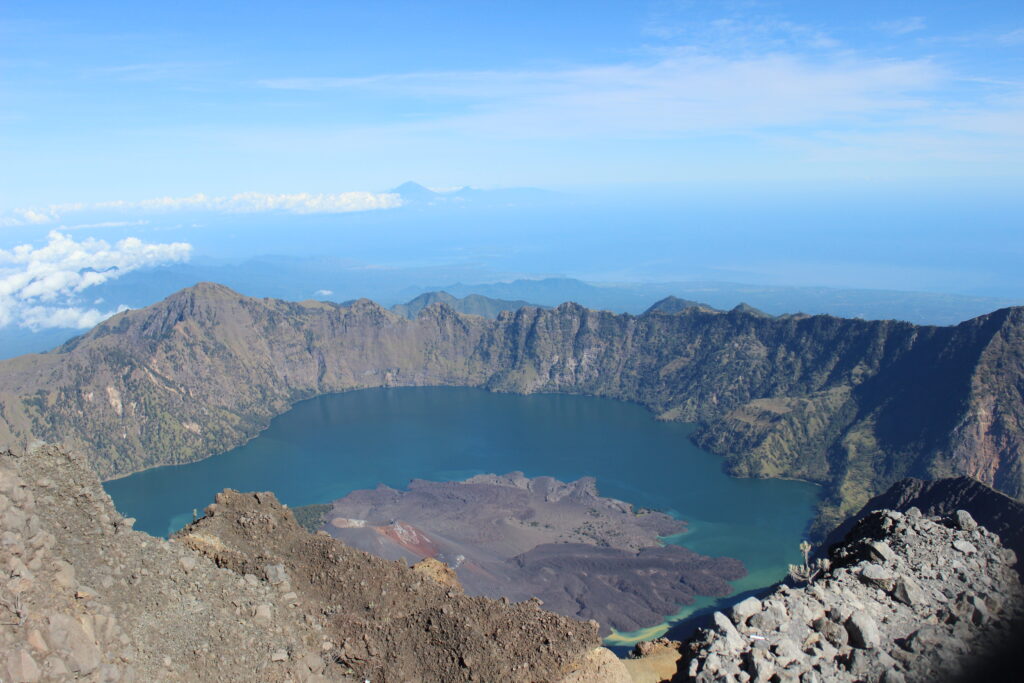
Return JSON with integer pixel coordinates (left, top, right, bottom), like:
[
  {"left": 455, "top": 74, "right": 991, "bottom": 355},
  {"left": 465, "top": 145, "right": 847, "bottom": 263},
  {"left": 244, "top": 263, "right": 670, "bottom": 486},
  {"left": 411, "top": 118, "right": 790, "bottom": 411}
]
[{"left": 317, "top": 472, "right": 745, "bottom": 635}]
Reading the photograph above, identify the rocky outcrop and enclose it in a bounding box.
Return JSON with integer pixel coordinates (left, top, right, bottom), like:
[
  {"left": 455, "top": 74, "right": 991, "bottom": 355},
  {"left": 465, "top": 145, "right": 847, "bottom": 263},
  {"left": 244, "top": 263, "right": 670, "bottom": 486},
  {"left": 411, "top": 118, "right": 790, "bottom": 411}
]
[
  {"left": 178, "top": 487, "right": 613, "bottom": 682},
  {"left": 1, "top": 445, "right": 351, "bottom": 682},
  {"left": 1, "top": 444, "right": 630, "bottom": 682},
  {"left": 1, "top": 283, "right": 1023, "bottom": 532},
  {"left": 682, "top": 508, "right": 1024, "bottom": 681},
  {"left": 823, "top": 476, "right": 1024, "bottom": 574}
]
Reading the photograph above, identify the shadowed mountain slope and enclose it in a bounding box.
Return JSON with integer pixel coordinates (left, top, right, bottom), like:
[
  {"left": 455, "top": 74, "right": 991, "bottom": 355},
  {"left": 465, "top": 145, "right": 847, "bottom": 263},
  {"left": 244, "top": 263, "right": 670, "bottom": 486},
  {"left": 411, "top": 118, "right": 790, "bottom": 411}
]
[{"left": 0, "top": 282, "right": 1022, "bottom": 533}]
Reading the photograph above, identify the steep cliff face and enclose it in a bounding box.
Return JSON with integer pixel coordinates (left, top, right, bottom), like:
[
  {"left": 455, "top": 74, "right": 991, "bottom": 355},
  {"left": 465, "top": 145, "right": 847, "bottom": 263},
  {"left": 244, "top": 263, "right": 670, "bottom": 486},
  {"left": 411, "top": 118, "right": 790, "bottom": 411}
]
[
  {"left": 951, "top": 307, "right": 1024, "bottom": 497},
  {"left": 0, "top": 283, "right": 1022, "bottom": 532},
  {"left": 0, "top": 284, "right": 495, "bottom": 476}
]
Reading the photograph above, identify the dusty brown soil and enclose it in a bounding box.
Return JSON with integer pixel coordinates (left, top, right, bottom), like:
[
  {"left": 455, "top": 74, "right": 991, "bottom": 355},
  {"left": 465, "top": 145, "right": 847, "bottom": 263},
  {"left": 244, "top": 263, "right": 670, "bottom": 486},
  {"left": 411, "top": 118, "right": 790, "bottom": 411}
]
[
  {"left": 2, "top": 445, "right": 646, "bottom": 682},
  {"left": 2, "top": 445, "right": 351, "bottom": 682},
  {"left": 179, "top": 487, "right": 618, "bottom": 682}
]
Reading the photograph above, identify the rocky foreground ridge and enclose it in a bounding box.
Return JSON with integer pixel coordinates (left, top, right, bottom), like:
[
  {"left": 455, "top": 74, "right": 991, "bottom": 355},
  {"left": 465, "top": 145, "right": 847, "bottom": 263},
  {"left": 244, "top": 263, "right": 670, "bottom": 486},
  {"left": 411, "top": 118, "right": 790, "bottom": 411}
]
[
  {"left": 0, "top": 445, "right": 634, "bottom": 682},
  {"left": 821, "top": 475, "right": 1024, "bottom": 575},
  {"left": 682, "top": 507, "right": 1023, "bottom": 682},
  {"left": 3, "top": 443, "right": 1022, "bottom": 681},
  {"left": 3, "top": 445, "right": 1023, "bottom": 682},
  {"left": 0, "top": 283, "right": 1023, "bottom": 533}
]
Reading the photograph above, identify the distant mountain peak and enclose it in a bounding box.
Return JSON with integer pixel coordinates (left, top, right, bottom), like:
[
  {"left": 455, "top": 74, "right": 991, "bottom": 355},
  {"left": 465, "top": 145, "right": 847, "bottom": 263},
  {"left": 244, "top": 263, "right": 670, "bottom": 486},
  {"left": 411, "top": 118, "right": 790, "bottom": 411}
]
[
  {"left": 390, "top": 181, "right": 438, "bottom": 201},
  {"left": 388, "top": 182, "right": 557, "bottom": 206},
  {"left": 406, "top": 291, "right": 458, "bottom": 306},
  {"left": 643, "top": 296, "right": 718, "bottom": 315},
  {"left": 730, "top": 302, "right": 772, "bottom": 317},
  {"left": 390, "top": 290, "right": 540, "bottom": 320}
]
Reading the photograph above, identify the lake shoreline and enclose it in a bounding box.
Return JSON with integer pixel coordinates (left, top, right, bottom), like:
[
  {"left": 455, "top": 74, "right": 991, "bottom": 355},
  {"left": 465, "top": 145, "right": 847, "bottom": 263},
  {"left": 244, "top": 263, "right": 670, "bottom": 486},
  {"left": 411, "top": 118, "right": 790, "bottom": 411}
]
[{"left": 104, "top": 386, "right": 820, "bottom": 644}]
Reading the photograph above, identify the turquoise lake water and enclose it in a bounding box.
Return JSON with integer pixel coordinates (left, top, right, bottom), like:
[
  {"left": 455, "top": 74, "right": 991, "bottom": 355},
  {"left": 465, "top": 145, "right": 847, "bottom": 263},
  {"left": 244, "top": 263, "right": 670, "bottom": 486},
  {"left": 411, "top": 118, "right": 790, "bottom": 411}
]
[{"left": 103, "top": 386, "right": 820, "bottom": 643}]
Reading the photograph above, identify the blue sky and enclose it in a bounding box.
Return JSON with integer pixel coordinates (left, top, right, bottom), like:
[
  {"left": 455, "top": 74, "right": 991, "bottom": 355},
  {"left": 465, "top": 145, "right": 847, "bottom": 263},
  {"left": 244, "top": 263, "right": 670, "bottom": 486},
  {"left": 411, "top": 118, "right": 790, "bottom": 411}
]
[
  {"left": 2, "top": 0, "right": 1022, "bottom": 206},
  {"left": 1, "top": 1, "right": 1023, "bottom": 331}
]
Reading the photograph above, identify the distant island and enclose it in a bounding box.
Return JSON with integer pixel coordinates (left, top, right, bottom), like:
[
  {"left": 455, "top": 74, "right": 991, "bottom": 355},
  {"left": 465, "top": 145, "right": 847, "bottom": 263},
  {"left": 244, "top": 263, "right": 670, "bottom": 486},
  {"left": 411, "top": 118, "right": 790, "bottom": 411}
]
[{"left": 299, "top": 472, "right": 745, "bottom": 635}]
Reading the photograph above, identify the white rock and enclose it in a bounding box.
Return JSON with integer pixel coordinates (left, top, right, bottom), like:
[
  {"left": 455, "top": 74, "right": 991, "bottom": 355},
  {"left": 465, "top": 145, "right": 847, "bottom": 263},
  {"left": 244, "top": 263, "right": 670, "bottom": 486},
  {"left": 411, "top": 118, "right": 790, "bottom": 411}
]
[
  {"left": 711, "top": 611, "right": 744, "bottom": 653},
  {"left": 731, "top": 596, "right": 763, "bottom": 625},
  {"left": 952, "top": 539, "right": 977, "bottom": 555}
]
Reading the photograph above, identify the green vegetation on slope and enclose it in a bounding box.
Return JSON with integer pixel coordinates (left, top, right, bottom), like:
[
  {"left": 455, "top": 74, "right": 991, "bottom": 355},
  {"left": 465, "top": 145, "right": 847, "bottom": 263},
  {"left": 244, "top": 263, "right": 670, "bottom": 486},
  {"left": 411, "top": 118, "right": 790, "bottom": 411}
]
[
  {"left": 291, "top": 503, "right": 332, "bottom": 533},
  {"left": 1, "top": 282, "right": 1022, "bottom": 535}
]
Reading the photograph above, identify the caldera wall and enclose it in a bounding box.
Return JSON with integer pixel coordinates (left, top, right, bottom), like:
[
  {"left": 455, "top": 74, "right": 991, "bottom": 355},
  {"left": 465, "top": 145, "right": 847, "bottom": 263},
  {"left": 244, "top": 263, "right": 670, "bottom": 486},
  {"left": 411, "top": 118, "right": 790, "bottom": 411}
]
[{"left": 1, "top": 282, "right": 1022, "bottom": 533}]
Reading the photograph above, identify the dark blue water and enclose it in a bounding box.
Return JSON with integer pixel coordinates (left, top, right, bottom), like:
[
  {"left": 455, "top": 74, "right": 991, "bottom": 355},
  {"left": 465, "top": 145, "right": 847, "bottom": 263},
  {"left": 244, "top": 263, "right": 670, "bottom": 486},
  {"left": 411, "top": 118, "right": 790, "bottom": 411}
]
[{"left": 104, "top": 386, "right": 819, "bottom": 643}]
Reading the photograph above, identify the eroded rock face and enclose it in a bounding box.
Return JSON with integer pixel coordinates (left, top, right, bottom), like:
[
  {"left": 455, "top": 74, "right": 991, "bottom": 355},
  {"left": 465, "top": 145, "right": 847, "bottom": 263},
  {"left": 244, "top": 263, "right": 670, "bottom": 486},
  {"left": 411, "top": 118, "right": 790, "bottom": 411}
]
[
  {"left": 681, "top": 509, "right": 1024, "bottom": 682},
  {"left": 1, "top": 445, "right": 627, "bottom": 682}
]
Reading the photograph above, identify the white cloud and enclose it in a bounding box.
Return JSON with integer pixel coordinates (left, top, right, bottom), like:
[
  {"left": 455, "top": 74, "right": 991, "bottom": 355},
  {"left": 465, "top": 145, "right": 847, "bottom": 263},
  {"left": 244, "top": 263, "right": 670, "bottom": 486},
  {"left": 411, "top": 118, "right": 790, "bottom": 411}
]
[
  {"left": 18, "top": 304, "right": 131, "bottom": 331},
  {"left": 255, "top": 47, "right": 1024, "bottom": 170},
  {"left": 66, "top": 220, "right": 150, "bottom": 231},
  {"left": 642, "top": 12, "right": 840, "bottom": 51},
  {"left": 876, "top": 17, "right": 926, "bottom": 36},
  {"left": 314, "top": 289, "right": 333, "bottom": 296},
  {"left": 258, "top": 53, "right": 944, "bottom": 139},
  {"left": 1, "top": 191, "right": 403, "bottom": 227},
  {"left": 998, "top": 28, "right": 1024, "bottom": 45},
  {"left": 0, "top": 209, "right": 58, "bottom": 227},
  {"left": 0, "top": 231, "right": 192, "bottom": 330}
]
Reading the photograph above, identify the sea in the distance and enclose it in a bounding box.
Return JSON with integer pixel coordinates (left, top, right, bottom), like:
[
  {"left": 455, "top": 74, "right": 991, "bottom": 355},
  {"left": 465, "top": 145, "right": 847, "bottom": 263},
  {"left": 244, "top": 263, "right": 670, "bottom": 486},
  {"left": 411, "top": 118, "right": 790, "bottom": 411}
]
[{"left": 103, "top": 386, "right": 820, "bottom": 645}]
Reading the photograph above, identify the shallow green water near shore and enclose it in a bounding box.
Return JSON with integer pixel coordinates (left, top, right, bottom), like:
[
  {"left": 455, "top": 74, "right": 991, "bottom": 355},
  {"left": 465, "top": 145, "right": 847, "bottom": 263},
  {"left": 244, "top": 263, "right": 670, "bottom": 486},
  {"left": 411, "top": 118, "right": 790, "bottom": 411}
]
[{"left": 104, "top": 386, "right": 819, "bottom": 643}]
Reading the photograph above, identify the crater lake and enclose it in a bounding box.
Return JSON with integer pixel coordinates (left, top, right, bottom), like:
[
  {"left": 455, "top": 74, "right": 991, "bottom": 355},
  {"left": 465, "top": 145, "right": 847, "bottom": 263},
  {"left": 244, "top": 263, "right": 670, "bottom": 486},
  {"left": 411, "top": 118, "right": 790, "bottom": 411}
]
[{"left": 103, "top": 386, "right": 820, "bottom": 643}]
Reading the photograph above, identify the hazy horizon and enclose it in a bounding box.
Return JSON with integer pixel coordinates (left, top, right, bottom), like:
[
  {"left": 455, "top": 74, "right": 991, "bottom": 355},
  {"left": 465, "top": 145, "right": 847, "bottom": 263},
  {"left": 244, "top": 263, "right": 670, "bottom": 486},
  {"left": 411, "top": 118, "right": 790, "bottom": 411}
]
[{"left": 2, "top": 1, "right": 1022, "bottom": 338}]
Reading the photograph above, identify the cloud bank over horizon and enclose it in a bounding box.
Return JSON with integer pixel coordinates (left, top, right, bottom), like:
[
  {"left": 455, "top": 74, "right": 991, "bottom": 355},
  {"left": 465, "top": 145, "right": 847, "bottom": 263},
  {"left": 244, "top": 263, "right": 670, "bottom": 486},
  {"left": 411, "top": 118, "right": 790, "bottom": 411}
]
[
  {"left": 1, "top": 191, "right": 404, "bottom": 228},
  {"left": 0, "top": 1, "right": 1020, "bottom": 306},
  {"left": 0, "top": 231, "right": 192, "bottom": 330}
]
